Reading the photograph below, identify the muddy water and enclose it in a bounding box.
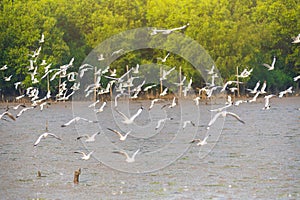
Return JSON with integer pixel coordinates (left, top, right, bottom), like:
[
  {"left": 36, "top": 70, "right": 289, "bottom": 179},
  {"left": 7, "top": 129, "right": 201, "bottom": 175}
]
[{"left": 0, "top": 96, "right": 299, "bottom": 199}]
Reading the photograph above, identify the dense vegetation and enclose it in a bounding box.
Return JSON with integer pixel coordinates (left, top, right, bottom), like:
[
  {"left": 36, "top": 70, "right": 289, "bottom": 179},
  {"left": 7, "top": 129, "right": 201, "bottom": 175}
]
[{"left": 0, "top": 0, "right": 299, "bottom": 97}]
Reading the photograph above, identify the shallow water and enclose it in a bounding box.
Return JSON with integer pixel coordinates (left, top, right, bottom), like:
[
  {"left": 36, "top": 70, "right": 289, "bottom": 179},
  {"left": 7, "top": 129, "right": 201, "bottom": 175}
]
[{"left": 0, "top": 96, "right": 299, "bottom": 199}]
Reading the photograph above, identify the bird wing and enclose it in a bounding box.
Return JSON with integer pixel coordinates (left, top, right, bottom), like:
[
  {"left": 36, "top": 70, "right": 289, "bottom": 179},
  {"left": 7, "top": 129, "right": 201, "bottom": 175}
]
[
  {"left": 107, "top": 128, "right": 123, "bottom": 138},
  {"left": 3, "top": 111, "right": 16, "bottom": 121},
  {"left": 130, "top": 107, "right": 143, "bottom": 121},
  {"left": 113, "top": 150, "right": 129, "bottom": 159},
  {"left": 34, "top": 134, "right": 44, "bottom": 146},
  {"left": 47, "top": 133, "right": 62, "bottom": 140},
  {"left": 207, "top": 112, "right": 223, "bottom": 127},
  {"left": 115, "top": 109, "right": 129, "bottom": 121},
  {"left": 262, "top": 63, "right": 271, "bottom": 69},
  {"left": 61, "top": 117, "right": 77, "bottom": 127},
  {"left": 132, "top": 149, "right": 140, "bottom": 159},
  {"left": 226, "top": 112, "right": 245, "bottom": 124}
]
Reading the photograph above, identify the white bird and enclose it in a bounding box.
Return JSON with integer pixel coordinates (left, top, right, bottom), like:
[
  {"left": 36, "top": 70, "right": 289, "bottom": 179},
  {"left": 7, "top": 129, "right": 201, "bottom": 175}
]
[
  {"left": 143, "top": 84, "right": 156, "bottom": 92},
  {"left": 237, "top": 68, "right": 253, "bottom": 78},
  {"left": 160, "top": 67, "right": 176, "bottom": 81},
  {"left": 39, "top": 102, "right": 50, "bottom": 111},
  {"left": 278, "top": 86, "right": 293, "bottom": 98},
  {"left": 34, "top": 132, "right": 62, "bottom": 146},
  {"left": 263, "top": 94, "right": 276, "bottom": 110},
  {"left": 293, "top": 75, "right": 300, "bottom": 82},
  {"left": 132, "top": 64, "right": 139, "bottom": 74},
  {"left": 95, "top": 101, "right": 107, "bottom": 113},
  {"left": 207, "top": 111, "right": 245, "bottom": 129},
  {"left": 159, "top": 87, "right": 168, "bottom": 96},
  {"left": 193, "top": 97, "right": 200, "bottom": 106},
  {"left": 149, "top": 98, "right": 161, "bottom": 110},
  {"left": 61, "top": 116, "right": 97, "bottom": 127},
  {"left": 0, "top": 65, "right": 7, "bottom": 70},
  {"left": 151, "top": 23, "right": 189, "bottom": 35},
  {"left": 111, "top": 49, "right": 124, "bottom": 56},
  {"left": 39, "top": 33, "right": 44, "bottom": 43},
  {"left": 16, "top": 106, "right": 35, "bottom": 118},
  {"left": 174, "top": 76, "right": 186, "bottom": 86},
  {"left": 206, "top": 65, "right": 215, "bottom": 75},
  {"left": 14, "top": 81, "right": 22, "bottom": 90},
  {"left": 234, "top": 100, "right": 247, "bottom": 106},
  {"left": 113, "top": 149, "right": 140, "bottom": 163},
  {"left": 260, "top": 80, "right": 267, "bottom": 94},
  {"left": 182, "top": 120, "right": 195, "bottom": 129},
  {"left": 263, "top": 56, "right": 276, "bottom": 70},
  {"left": 74, "top": 151, "right": 94, "bottom": 160},
  {"left": 88, "top": 100, "right": 100, "bottom": 108},
  {"left": 4, "top": 75, "right": 12, "bottom": 81},
  {"left": 209, "top": 103, "right": 232, "bottom": 112},
  {"left": 155, "top": 117, "right": 173, "bottom": 130},
  {"left": 98, "top": 54, "right": 104, "bottom": 61},
  {"left": 157, "top": 52, "right": 170, "bottom": 62},
  {"left": 107, "top": 128, "right": 131, "bottom": 141},
  {"left": 291, "top": 34, "right": 300, "bottom": 44},
  {"left": 169, "top": 97, "right": 177, "bottom": 108},
  {"left": 190, "top": 135, "right": 210, "bottom": 146},
  {"left": 248, "top": 91, "right": 261, "bottom": 103},
  {"left": 221, "top": 81, "right": 242, "bottom": 92},
  {"left": 0, "top": 111, "right": 16, "bottom": 121},
  {"left": 247, "top": 80, "right": 260, "bottom": 94},
  {"left": 40, "top": 60, "right": 47, "bottom": 66},
  {"left": 16, "top": 94, "right": 25, "bottom": 100},
  {"left": 12, "top": 103, "right": 26, "bottom": 110},
  {"left": 115, "top": 107, "right": 143, "bottom": 124},
  {"left": 76, "top": 132, "right": 101, "bottom": 142}
]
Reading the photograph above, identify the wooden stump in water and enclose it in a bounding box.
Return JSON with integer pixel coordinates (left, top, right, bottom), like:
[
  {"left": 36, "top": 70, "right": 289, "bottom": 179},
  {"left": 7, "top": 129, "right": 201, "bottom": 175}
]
[
  {"left": 37, "top": 171, "right": 41, "bottom": 177},
  {"left": 73, "top": 168, "right": 81, "bottom": 184}
]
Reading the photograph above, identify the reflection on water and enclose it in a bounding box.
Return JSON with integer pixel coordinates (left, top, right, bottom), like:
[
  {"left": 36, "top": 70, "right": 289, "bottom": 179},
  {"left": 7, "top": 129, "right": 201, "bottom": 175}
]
[{"left": 0, "top": 97, "right": 299, "bottom": 199}]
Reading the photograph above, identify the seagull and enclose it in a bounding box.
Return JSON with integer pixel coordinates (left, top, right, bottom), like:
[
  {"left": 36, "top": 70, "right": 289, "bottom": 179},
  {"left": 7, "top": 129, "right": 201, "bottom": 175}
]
[
  {"left": 248, "top": 91, "right": 261, "bottom": 103},
  {"left": 247, "top": 80, "right": 260, "bottom": 94},
  {"left": 263, "top": 94, "right": 276, "bottom": 110},
  {"left": 98, "top": 54, "right": 104, "bottom": 61},
  {"left": 95, "top": 101, "right": 107, "bottom": 113},
  {"left": 34, "top": 132, "right": 62, "bottom": 146},
  {"left": 16, "top": 106, "right": 35, "bottom": 118},
  {"left": 4, "top": 75, "right": 12, "bottom": 81},
  {"left": 168, "top": 97, "right": 177, "bottom": 108},
  {"left": 74, "top": 151, "right": 94, "bottom": 160},
  {"left": 107, "top": 128, "right": 131, "bottom": 141},
  {"left": 88, "top": 100, "right": 100, "bottom": 108},
  {"left": 291, "top": 33, "right": 300, "bottom": 44},
  {"left": 221, "top": 81, "right": 242, "bottom": 92},
  {"left": 206, "top": 65, "right": 215, "bottom": 75},
  {"left": 132, "top": 64, "right": 139, "bottom": 74},
  {"left": 143, "top": 84, "right": 156, "bottom": 92},
  {"left": 151, "top": 23, "right": 189, "bottom": 35},
  {"left": 115, "top": 107, "right": 143, "bottom": 124},
  {"left": 260, "top": 80, "right": 267, "bottom": 94},
  {"left": 234, "top": 100, "right": 247, "bottom": 106},
  {"left": 39, "top": 33, "right": 44, "bottom": 43},
  {"left": 39, "top": 102, "right": 50, "bottom": 111},
  {"left": 263, "top": 56, "right": 276, "bottom": 70},
  {"left": 278, "top": 86, "right": 293, "bottom": 98},
  {"left": 190, "top": 135, "right": 210, "bottom": 146},
  {"left": 174, "top": 76, "right": 186, "bottom": 86},
  {"left": 61, "top": 116, "right": 97, "bottom": 127},
  {"left": 149, "top": 98, "right": 161, "bottom": 110},
  {"left": 209, "top": 103, "right": 232, "bottom": 112},
  {"left": 111, "top": 49, "right": 124, "bottom": 56},
  {"left": 113, "top": 149, "right": 140, "bottom": 163},
  {"left": 157, "top": 52, "right": 170, "bottom": 63},
  {"left": 182, "top": 120, "right": 195, "bottom": 129},
  {"left": 155, "top": 117, "right": 173, "bottom": 130},
  {"left": 0, "top": 111, "right": 16, "bottom": 121},
  {"left": 207, "top": 111, "right": 245, "bottom": 129},
  {"left": 14, "top": 81, "right": 22, "bottom": 90},
  {"left": 237, "top": 68, "right": 253, "bottom": 78},
  {"left": 193, "top": 97, "right": 200, "bottom": 106},
  {"left": 293, "top": 75, "right": 300, "bottom": 82},
  {"left": 12, "top": 103, "right": 26, "bottom": 110},
  {"left": 159, "top": 87, "right": 168, "bottom": 96},
  {"left": 0, "top": 65, "right": 7, "bottom": 70},
  {"left": 76, "top": 132, "right": 101, "bottom": 142},
  {"left": 160, "top": 67, "right": 176, "bottom": 81}
]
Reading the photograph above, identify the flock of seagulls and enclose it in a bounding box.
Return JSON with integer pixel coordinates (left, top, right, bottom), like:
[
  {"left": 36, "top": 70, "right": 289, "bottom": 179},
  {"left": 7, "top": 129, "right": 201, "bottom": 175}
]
[{"left": 0, "top": 27, "right": 299, "bottom": 168}]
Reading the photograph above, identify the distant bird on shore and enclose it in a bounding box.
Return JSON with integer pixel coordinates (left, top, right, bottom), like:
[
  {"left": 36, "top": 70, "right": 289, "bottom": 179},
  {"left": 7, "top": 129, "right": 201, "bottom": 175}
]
[
  {"left": 77, "top": 132, "right": 101, "bottom": 142},
  {"left": 113, "top": 149, "right": 140, "bottom": 163},
  {"left": 107, "top": 128, "right": 131, "bottom": 141},
  {"left": 115, "top": 107, "right": 143, "bottom": 124},
  {"left": 190, "top": 135, "right": 210, "bottom": 146},
  {"left": 34, "top": 132, "right": 62, "bottom": 146},
  {"left": 207, "top": 111, "right": 245, "bottom": 129},
  {"left": 262, "top": 56, "right": 276, "bottom": 71},
  {"left": 0, "top": 111, "right": 16, "bottom": 121},
  {"left": 291, "top": 33, "right": 300, "bottom": 44},
  {"left": 74, "top": 151, "right": 94, "bottom": 160}
]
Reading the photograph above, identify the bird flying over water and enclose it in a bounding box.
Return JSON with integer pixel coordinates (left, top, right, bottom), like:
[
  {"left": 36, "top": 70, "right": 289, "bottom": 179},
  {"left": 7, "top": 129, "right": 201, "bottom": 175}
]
[
  {"left": 262, "top": 56, "right": 276, "bottom": 71},
  {"left": 115, "top": 107, "right": 143, "bottom": 124},
  {"left": 34, "top": 132, "right": 62, "bottom": 146},
  {"left": 113, "top": 149, "right": 140, "bottom": 163},
  {"left": 107, "top": 128, "right": 131, "bottom": 141},
  {"left": 76, "top": 132, "right": 101, "bottom": 142},
  {"left": 207, "top": 111, "right": 245, "bottom": 129}
]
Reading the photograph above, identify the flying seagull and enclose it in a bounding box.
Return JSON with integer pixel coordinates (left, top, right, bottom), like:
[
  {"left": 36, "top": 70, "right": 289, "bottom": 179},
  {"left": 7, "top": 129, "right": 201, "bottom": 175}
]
[
  {"left": 207, "top": 111, "right": 245, "bottom": 129},
  {"left": 190, "top": 135, "right": 210, "bottom": 146},
  {"left": 148, "top": 98, "right": 161, "bottom": 110},
  {"left": 262, "top": 56, "right": 276, "bottom": 71},
  {"left": 74, "top": 151, "right": 94, "bottom": 160},
  {"left": 114, "top": 107, "right": 143, "bottom": 124},
  {"left": 182, "top": 120, "right": 195, "bottom": 129},
  {"left": 61, "top": 116, "right": 97, "bottom": 127},
  {"left": 76, "top": 132, "right": 101, "bottom": 142},
  {"left": 107, "top": 128, "right": 131, "bottom": 141},
  {"left": 157, "top": 52, "right": 170, "bottom": 63},
  {"left": 34, "top": 132, "right": 62, "bottom": 146},
  {"left": 0, "top": 111, "right": 16, "bottom": 121},
  {"left": 278, "top": 86, "right": 293, "bottom": 98},
  {"left": 113, "top": 149, "right": 140, "bottom": 163},
  {"left": 263, "top": 94, "right": 276, "bottom": 110},
  {"left": 291, "top": 33, "right": 300, "bottom": 44}
]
